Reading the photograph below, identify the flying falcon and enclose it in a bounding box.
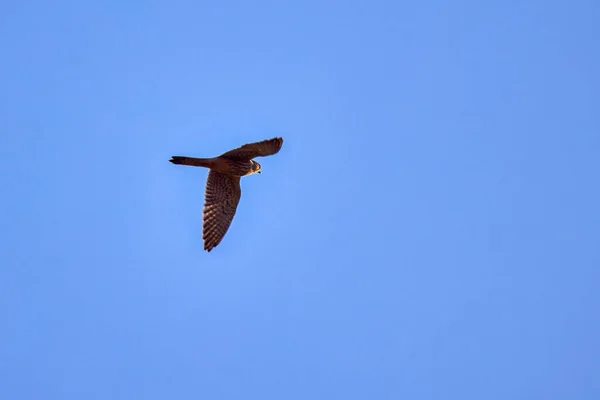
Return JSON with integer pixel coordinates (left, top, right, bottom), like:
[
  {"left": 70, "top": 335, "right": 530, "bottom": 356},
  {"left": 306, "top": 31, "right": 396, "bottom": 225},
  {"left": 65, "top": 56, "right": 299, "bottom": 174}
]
[{"left": 169, "top": 137, "right": 284, "bottom": 252}]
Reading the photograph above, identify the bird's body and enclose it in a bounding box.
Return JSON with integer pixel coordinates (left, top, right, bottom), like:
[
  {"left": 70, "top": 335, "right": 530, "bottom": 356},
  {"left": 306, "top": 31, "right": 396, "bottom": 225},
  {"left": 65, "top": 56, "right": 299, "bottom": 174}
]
[
  {"left": 169, "top": 156, "right": 257, "bottom": 177},
  {"left": 170, "top": 137, "right": 283, "bottom": 252}
]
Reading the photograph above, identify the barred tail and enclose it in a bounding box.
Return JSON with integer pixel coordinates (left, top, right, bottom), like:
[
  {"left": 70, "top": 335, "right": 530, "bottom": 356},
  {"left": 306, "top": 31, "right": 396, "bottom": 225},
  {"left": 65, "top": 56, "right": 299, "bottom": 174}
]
[{"left": 169, "top": 156, "right": 214, "bottom": 168}]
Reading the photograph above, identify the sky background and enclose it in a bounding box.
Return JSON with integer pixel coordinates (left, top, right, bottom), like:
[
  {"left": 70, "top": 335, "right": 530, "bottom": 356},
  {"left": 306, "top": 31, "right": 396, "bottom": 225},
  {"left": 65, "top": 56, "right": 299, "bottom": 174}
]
[{"left": 1, "top": 0, "right": 599, "bottom": 399}]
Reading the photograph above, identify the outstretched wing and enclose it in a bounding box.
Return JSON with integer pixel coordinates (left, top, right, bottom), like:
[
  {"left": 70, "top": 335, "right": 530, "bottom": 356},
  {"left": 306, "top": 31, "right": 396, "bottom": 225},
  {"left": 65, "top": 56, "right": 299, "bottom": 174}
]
[
  {"left": 219, "top": 137, "right": 283, "bottom": 161},
  {"left": 203, "top": 171, "right": 242, "bottom": 252}
]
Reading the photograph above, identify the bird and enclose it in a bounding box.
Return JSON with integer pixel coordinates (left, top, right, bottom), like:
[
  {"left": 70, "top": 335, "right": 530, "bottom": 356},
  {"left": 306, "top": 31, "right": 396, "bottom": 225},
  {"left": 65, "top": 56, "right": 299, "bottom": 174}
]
[{"left": 169, "top": 137, "right": 283, "bottom": 252}]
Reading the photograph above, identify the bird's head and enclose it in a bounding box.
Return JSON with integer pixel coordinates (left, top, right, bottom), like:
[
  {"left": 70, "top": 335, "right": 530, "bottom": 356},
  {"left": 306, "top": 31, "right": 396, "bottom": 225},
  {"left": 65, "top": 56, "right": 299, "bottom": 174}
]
[{"left": 251, "top": 160, "right": 262, "bottom": 174}]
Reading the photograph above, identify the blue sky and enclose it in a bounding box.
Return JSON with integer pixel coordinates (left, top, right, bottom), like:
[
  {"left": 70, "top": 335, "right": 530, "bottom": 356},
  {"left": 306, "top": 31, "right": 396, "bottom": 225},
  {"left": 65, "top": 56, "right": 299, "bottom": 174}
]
[{"left": 1, "top": 0, "right": 599, "bottom": 398}]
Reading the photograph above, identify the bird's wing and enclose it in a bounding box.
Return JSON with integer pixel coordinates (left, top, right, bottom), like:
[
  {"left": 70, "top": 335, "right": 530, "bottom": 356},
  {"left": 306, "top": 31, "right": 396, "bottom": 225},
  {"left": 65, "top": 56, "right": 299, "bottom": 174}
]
[
  {"left": 202, "top": 171, "right": 242, "bottom": 252},
  {"left": 219, "top": 137, "right": 283, "bottom": 160}
]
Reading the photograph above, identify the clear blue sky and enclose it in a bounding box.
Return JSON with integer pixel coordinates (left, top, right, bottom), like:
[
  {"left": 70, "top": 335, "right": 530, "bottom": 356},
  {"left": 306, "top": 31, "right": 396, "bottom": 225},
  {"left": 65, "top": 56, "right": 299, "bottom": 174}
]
[{"left": 1, "top": 0, "right": 599, "bottom": 398}]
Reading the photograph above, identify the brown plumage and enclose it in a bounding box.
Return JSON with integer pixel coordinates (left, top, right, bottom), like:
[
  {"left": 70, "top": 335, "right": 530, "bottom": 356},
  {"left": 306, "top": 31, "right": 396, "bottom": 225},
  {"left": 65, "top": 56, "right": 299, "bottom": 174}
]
[{"left": 170, "top": 137, "right": 283, "bottom": 252}]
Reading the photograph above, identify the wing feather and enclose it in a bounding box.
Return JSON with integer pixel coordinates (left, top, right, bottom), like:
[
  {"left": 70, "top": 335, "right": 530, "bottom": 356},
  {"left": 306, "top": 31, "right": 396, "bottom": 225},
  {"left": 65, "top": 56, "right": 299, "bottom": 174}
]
[
  {"left": 202, "top": 171, "right": 242, "bottom": 252},
  {"left": 219, "top": 137, "right": 283, "bottom": 160}
]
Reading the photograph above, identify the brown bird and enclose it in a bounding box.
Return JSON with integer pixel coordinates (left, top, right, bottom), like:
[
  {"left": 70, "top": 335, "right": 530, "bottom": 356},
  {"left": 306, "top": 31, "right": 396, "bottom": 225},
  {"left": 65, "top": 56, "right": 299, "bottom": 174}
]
[{"left": 170, "top": 137, "right": 283, "bottom": 252}]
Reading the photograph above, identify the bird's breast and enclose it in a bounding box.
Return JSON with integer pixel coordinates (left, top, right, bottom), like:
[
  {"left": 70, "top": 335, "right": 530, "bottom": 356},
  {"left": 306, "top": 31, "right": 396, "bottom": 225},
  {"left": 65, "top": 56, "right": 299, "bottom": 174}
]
[{"left": 213, "top": 158, "right": 253, "bottom": 177}]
